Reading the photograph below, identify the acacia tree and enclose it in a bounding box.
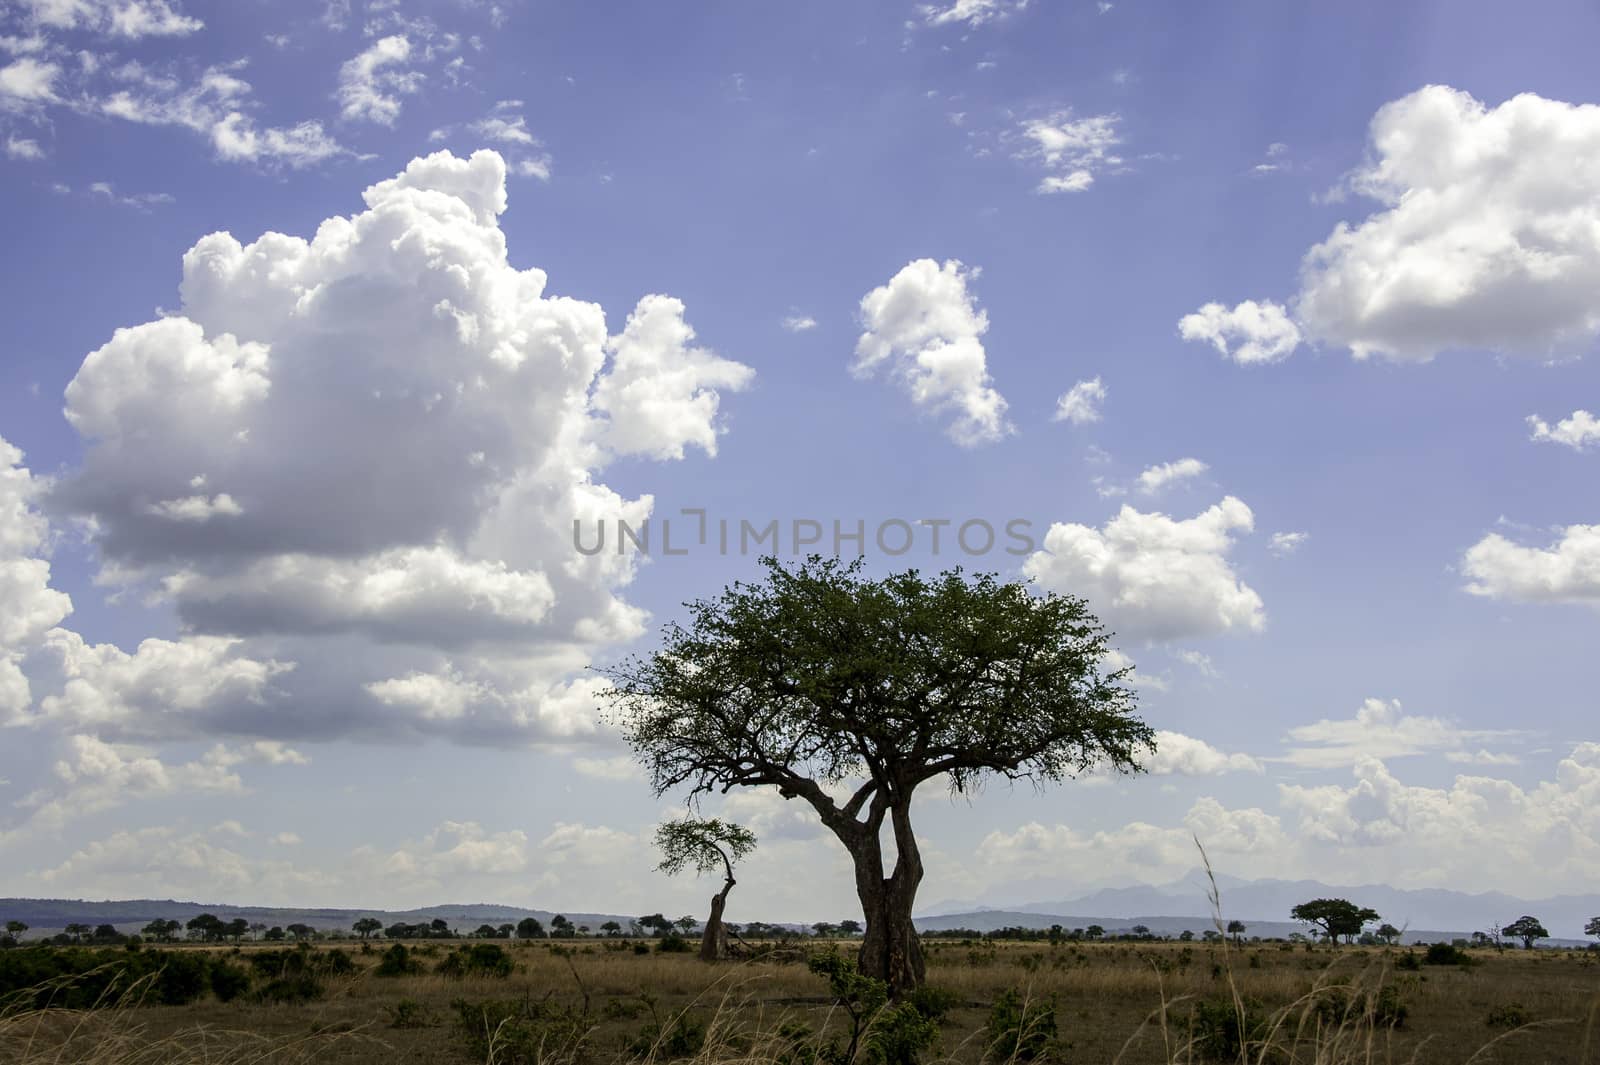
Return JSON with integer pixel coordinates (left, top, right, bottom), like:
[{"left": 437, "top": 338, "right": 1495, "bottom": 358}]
[
  {"left": 1502, "top": 915, "right": 1548, "bottom": 950},
  {"left": 655, "top": 817, "right": 756, "bottom": 961},
  {"left": 604, "top": 556, "right": 1152, "bottom": 996},
  {"left": 1290, "top": 899, "right": 1380, "bottom": 944}
]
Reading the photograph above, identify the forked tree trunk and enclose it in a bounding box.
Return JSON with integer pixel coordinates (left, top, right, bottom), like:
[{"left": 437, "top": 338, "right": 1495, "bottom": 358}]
[
  {"left": 699, "top": 878, "right": 733, "bottom": 961},
  {"left": 848, "top": 799, "right": 925, "bottom": 997}
]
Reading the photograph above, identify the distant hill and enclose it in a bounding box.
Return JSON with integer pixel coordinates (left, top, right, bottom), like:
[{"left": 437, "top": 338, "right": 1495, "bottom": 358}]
[
  {"left": 922, "top": 870, "right": 1600, "bottom": 941},
  {"left": 0, "top": 898, "right": 638, "bottom": 938}
]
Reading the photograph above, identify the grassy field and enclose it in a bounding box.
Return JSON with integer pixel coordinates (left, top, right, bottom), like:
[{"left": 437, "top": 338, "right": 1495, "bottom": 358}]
[{"left": 4, "top": 936, "right": 1598, "bottom": 1064}]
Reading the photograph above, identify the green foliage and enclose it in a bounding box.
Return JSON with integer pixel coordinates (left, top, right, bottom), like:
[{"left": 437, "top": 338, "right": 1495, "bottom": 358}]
[
  {"left": 806, "top": 950, "right": 942, "bottom": 1065},
  {"left": 451, "top": 996, "right": 590, "bottom": 1065},
  {"left": 1501, "top": 916, "right": 1549, "bottom": 949},
  {"left": 386, "top": 997, "right": 430, "bottom": 1028},
  {"left": 627, "top": 1013, "right": 707, "bottom": 1059},
  {"left": 437, "top": 942, "right": 516, "bottom": 978},
  {"left": 1485, "top": 1002, "right": 1532, "bottom": 1029},
  {"left": 1186, "top": 998, "right": 1267, "bottom": 1062},
  {"left": 1312, "top": 985, "right": 1408, "bottom": 1030},
  {"left": 1423, "top": 942, "right": 1474, "bottom": 967},
  {"left": 208, "top": 961, "right": 252, "bottom": 1003},
  {"left": 984, "top": 988, "right": 1058, "bottom": 1062},
  {"left": 1290, "top": 899, "right": 1381, "bottom": 943},
  {"left": 655, "top": 818, "right": 757, "bottom": 879},
  {"left": 0, "top": 946, "right": 214, "bottom": 1007},
  {"left": 655, "top": 933, "right": 693, "bottom": 954},
  {"left": 375, "top": 942, "right": 424, "bottom": 977}
]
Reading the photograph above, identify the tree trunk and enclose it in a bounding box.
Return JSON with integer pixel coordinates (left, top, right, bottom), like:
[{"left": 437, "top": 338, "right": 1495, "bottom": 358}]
[
  {"left": 699, "top": 879, "right": 733, "bottom": 961},
  {"left": 851, "top": 799, "right": 925, "bottom": 998}
]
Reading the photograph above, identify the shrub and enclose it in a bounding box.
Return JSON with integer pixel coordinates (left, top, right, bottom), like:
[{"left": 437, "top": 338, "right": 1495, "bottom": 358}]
[
  {"left": 866, "top": 1001, "right": 940, "bottom": 1065},
  {"left": 208, "top": 961, "right": 252, "bottom": 1003},
  {"left": 655, "top": 933, "right": 692, "bottom": 954},
  {"left": 386, "top": 997, "right": 429, "bottom": 1028},
  {"left": 984, "top": 988, "right": 1058, "bottom": 1063},
  {"left": 1423, "top": 942, "right": 1473, "bottom": 967},
  {"left": 1485, "top": 1002, "right": 1532, "bottom": 1029},
  {"left": 437, "top": 943, "right": 515, "bottom": 978},
  {"left": 627, "top": 1013, "right": 707, "bottom": 1059},
  {"left": 375, "top": 943, "right": 423, "bottom": 977},
  {"left": 452, "top": 996, "right": 590, "bottom": 1065},
  {"left": 1186, "top": 998, "right": 1266, "bottom": 1061}
]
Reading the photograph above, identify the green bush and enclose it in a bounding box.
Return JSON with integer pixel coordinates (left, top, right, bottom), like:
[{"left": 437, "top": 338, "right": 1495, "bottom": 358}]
[
  {"left": 984, "top": 988, "right": 1058, "bottom": 1062},
  {"left": 1186, "top": 998, "right": 1266, "bottom": 1062},
  {"left": 0, "top": 946, "right": 214, "bottom": 1008},
  {"left": 375, "top": 943, "right": 423, "bottom": 977},
  {"left": 208, "top": 962, "right": 252, "bottom": 1003},
  {"left": 1423, "top": 942, "right": 1473, "bottom": 967},
  {"left": 627, "top": 1013, "right": 707, "bottom": 1059},
  {"left": 437, "top": 943, "right": 515, "bottom": 978},
  {"left": 1485, "top": 1002, "right": 1532, "bottom": 1029},
  {"left": 386, "top": 997, "right": 429, "bottom": 1028},
  {"left": 452, "top": 997, "right": 589, "bottom": 1065},
  {"left": 655, "top": 933, "right": 692, "bottom": 954}
]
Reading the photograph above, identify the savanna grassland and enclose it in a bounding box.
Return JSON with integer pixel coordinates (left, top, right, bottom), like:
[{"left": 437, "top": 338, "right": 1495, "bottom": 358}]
[{"left": 4, "top": 935, "right": 1598, "bottom": 1065}]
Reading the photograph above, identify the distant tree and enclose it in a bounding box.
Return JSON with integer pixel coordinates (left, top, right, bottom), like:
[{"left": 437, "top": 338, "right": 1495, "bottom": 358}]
[
  {"left": 186, "top": 914, "right": 225, "bottom": 942},
  {"left": 6, "top": 920, "right": 28, "bottom": 938},
  {"left": 285, "top": 923, "right": 315, "bottom": 941},
  {"left": 264, "top": 926, "right": 287, "bottom": 941},
  {"left": 141, "top": 919, "right": 178, "bottom": 942},
  {"left": 92, "top": 924, "right": 124, "bottom": 944},
  {"left": 600, "top": 921, "right": 622, "bottom": 937},
  {"left": 1226, "top": 919, "right": 1247, "bottom": 944},
  {"left": 839, "top": 919, "right": 863, "bottom": 936},
  {"left": 1085, "top": 925, "right": 1105, "bottom": 941},
  {"left": 606, "top": 557, "right": 1151, "bottom": 996},
  {"left": 353, "top": 917, "right": 383, "bottom": 940},
  {"left": 249, "top": 922, "right": 268, "bottom": 940},
  {"left": 429, "top": 919, "right": 451, "bottom": 937},
  {"left": 473, "top": 924, "right": 499, "bottom": 939},
  {"left": 1585, "top": 917, "right": 1600, "bottom": 943},
  {"left": 578, "top": 925, "right": 591, "bottom": 935},
  {"left": 1178, "top": 929, "right": 1195, "bottom": 942},
  {"left": 654, "top": 817, "right": 757, "bottom": 962},
  {"left": 812, "top": 922, "right": 836, "bottom": 939},
  {"left": 1290, "top": 899, "right": 1379, "bottom": 944},
  {"left": 515, "top": 917, "right": 545, "bottom": 939},
  {"left": 225, "top": 918, "right": 250, "bottom": 942},
  {"left": 1131, "top": 924, "right": 1152, "bottom": 939},
  {"left": 64, "top": 922, "right": 92, "bottom": 943},
  {"left": 638, "top": 914, "right": 673, "bottom": 937},
  {"left": 498, "top": 924, "right": 516, "bottom": 938},
  {"left": 1375, "top": 923, "right": 1401, "bottom": 946},
  {"left": 550, "top": 914, "right": 574, "bottom": 938},
  {"left": 1502, "top": 916, "right": 1549, "bottom": 950}
]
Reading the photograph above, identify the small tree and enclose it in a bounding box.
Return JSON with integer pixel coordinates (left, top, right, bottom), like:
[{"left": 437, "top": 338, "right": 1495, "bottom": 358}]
[
  {"left": 225, "top": 918, "right": 250, "bottom": 942},
  {"left": 353, "top": 917, "right": 383, "bottom": 940},
  {"left": 264, "top": 926, "right": 287, "bottom": 941},
  {"left": 839, "top": 919, "right": 863, "bottom": 936},
  {"left": 515, "top": 917, "right": 545, "bottom": 939},
  {"left": 600, "top": 920, "right": 622, "bottom": 937},
  {"left": 654, "top": 817, "right": 757, "bottom": 961},
  {"left": 1290, "top": 899, "right": 1379, "bottom": 944},
  {"left": 550, "top": 914, "right": 574, "bottom": 938},
  {"left": 606, "top": 557, "right": 1151, "bottom": 996},
  {"left": 639, "top": 913, "right": 673, "bottom": 937},
  {"left": 1502, "top": 916, "right": 1548, "bottom": 950},
  {"left": 1375, "top": 923, "right": 1401, "bottom": 946},
  {"left": 1225, "top": 919, "right": 1246, "bottom": 944},
  {"left": 1585, "top": 917, "right": 1600, "bottom": 943},
  {"left": 286, "top": 922, "right": 314, "bottom": 941}
]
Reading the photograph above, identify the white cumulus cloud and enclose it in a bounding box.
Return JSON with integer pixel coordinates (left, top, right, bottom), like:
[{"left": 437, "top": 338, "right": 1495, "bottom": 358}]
[{"left": 1179, "top": 300, "right": 1301, "bottom": 365}]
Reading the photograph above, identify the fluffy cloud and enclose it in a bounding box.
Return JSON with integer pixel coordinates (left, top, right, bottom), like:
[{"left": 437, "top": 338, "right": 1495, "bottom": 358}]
[
  {"left": 9, "top": 0, "right": 201, "bottom": 38},
  {"left": 855, "top": 259, "right": 1011, "bottom": 446},
  {"left": 1462, "top": 524, "right": 1600, "bottom": 605},
  {"left": 917, "top": 0, "right": 1026, "bottom": 28},
  {"left": 1528, "top": 410, "right": 1600, "bottom": 451},
  {"left": 1297, "top": 87, "right": 1600, "bottom": 361},
  {"left": 0, "top": 439, "right": 71, "bottom": 717},
  {"left": 1024, "top": 497, "right": 1265, "bottom": 641},
  {"left": 1136, "top": 457, "right": 1207, "bottom": 495},
  {"left": 1267, "top": 531, "right": 1308, "bottom": 556},
  {"left": 1147, "top": 731, "right": 1262, "bottom": 775},
  {"left": 1279, "top": 698, "right": 1522, "bottom": 769},
  {"left": 336, "top": 35, "right": 419, "bottom": 125},
  {"left": 0, "top": 55, "right": 56, "bottom": 103},
  {"left": 19, "top": 150, "right": 751, "bottom": 744},
  {"left": 1178, "top": 300, "right": 1301, "bottom": 365},
  {"left": 1016, "top": 112, "right": 1121, "bottom": 193},
  {"left": 592, "top": 295, "right": 754, "bottom": 460},
  {"left": 1053, "top": 376, "right": 1105, "bottom": 425}
]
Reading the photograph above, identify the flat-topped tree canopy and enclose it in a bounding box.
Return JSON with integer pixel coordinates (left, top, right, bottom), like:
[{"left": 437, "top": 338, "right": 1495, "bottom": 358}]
[{"left": 602, "top": 556, "right": 1154, "bottom": 995}]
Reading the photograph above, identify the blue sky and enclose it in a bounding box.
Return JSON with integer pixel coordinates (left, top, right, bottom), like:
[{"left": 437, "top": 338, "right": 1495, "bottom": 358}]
[{"left": 2, "top": 0, "right": 1599, "bottom": 928}]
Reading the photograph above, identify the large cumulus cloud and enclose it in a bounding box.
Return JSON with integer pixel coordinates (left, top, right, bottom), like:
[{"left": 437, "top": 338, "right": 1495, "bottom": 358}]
[{"left": 17, "top": 149, "right": 752, "bottom": 744}]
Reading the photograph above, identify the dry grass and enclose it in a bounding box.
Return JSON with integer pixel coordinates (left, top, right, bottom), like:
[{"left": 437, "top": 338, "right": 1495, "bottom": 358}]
[{"left": 2, "top": 936, "right": 1598, "bottom": 1065}]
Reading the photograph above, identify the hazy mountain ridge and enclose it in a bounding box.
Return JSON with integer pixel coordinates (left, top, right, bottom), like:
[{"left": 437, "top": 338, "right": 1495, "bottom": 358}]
[
  {"left": 0, "top": 898, "right": 637, "bottom": 935},
  {"left": 923, "top": 871, "right": 1600, "bottom": 940}
]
